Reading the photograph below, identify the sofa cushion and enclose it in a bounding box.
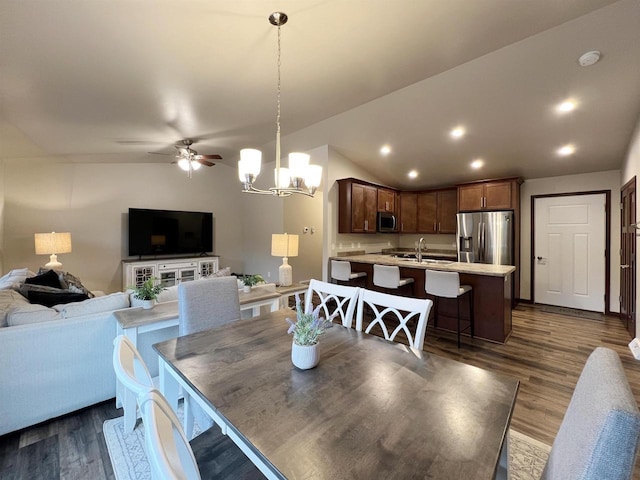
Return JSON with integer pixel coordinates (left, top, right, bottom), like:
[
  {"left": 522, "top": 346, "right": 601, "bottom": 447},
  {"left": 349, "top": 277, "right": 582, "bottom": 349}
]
[
  {"left": 156, "top": 285, "right": 178, "bottom": 303},
  {"left": 28, "top": 291, "right": 89, "bottom": 308},
  {"left": 55, "top": 292, "right": 129, "bottom": 318},
  {"left": 0, "top": 290, "right": 31, "bottom": 327},
  {"left": 205, "top": 267, "right": 231, "bottom": 278},
  {"left": 58, "top": 271, "right": 95, "bottom": 298},
  {"left": 7, "top": 304, "right": 62, "bottom": 326},
  {"left": 0, "top": 268, "right": 33, "bottom": 290},
  {"left": 25, "top": 269, "right": 62, "bottom": 289}
]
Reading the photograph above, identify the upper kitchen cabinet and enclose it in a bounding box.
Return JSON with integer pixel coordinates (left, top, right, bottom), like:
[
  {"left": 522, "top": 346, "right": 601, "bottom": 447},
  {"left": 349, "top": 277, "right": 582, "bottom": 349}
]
[
  {"left": 400, "top": 193, "right": 418, "bottom": 233},
  {"left": 402, "top": 189, "right": 457, "bottom": 234},
  {"left": 436, "top": 189, "right": 457, "bottom": 233},
  {"left": 338, "top": 178, "right": 378, "bottom": 233},
  {"left": 377, "top": 188, "right": 397, "bottom": 214},
  {"left": 458, "top": 178, "right": 522, "bottom": 212}
]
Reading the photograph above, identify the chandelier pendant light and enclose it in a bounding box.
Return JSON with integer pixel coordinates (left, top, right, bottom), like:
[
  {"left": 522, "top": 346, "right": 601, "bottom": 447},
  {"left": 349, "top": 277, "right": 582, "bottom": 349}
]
[{"left": 238, "top": 12, "right": 322, "bottom": 197}]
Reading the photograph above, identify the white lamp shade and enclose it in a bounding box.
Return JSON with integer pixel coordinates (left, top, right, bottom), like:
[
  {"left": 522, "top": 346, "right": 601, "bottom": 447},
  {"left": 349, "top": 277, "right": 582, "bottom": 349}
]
[
  {"left": 178, "top": 158, "right": 190, "bottom": 171},
  {"left": 274, "top": 167, "right": 291, "bottom": 189},
  {"left": 240, "top": 148, "right": 262, "bottom": 176},
  {"left": 288, "top": 152, "right": 310, "bottom": 178},
  {"left": 35, "top": 232, "right": 72, "bottom": 254},
  {"left": 191, "top": 161, "right": 201, "bottom": 170},
  {"left": 304, "top": 164, "right": 323, "bottom": 188},
  {"left": 271, "top": 233, "right": 299, "bottom": 257}
]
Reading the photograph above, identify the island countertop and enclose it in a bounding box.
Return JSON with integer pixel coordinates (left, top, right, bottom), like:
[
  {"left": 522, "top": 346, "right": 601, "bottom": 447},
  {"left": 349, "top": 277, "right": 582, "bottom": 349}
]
[{"left": 332, "top": 254, "right": 515, "bottom": 277}]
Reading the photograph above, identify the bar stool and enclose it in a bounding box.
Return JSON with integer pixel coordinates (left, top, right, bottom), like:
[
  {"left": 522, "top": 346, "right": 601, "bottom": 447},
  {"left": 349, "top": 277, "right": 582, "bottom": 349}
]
[
  {"left": 331, "top": 260, "right": 367, "bottom": 286},
  {"left": 425, "top": 270, "right": 474, "bottom": 348},
  {"left": 373, "top": 264, "right": 414, "bottom": 295}
]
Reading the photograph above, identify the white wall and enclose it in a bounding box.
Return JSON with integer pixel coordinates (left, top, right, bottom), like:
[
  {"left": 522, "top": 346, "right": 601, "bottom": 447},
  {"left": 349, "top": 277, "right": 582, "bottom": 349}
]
[
  {"left": 3, "top": 160, "right": 245, "bottom": 293},
  {"left": 520, "top": 170, "right": 621, "bottom": 313},
  {"left": 0, "top": 160, "right": 5, "bottom": 273},
  {"left": 621, "top": 113, "right": 640, "bottom": 336}
]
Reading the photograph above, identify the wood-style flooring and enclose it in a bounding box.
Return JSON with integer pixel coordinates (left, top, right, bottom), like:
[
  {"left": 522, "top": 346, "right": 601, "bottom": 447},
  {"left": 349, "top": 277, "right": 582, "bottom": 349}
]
[{"left": 1, "top": 303, "right": 639, "bottom": 479}]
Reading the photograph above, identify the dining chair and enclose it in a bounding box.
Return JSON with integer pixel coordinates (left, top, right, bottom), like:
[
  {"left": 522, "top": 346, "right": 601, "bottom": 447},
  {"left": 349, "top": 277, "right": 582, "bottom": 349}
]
[
  {"left": 112, "top": 335, "right": 155, "bottom": 432},
  {"left": 541, "top": 347, "right": 640, "bottom": 480},
  {"left": 304, "top": 279, "right": 360, "bottom": 328},
  {"left": 356, "top": 288, "right": 432, "bottom": 350},
  {"left": 330, "top": 260, "right": 367, "bottom": 285},
  {"left": 372, "top": 264, "right": 414, "bottom": 295},
  {"left": 178, "top": 276, "right": 241, "bottom": 336},
  {"left": 424, "top": 269, "right": 474, "bottom": 348}
]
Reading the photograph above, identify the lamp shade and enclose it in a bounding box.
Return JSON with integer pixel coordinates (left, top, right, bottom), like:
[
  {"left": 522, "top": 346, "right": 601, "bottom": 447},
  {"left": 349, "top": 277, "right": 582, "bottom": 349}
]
[
  {"left": 271, "top": 233, "right": 299, "bottom": 258},
  {"left": 34, "top": 232, "right": 72, "bottom": 255}
]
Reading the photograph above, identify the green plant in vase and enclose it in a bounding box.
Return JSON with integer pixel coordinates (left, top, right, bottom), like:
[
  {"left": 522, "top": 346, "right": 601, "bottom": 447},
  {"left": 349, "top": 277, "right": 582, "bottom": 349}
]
[
  {"left": 241, "top": 274, "right": 265, "bottom": 292},
  {"left": 130, "top": 277, "right": 165, "bottom": 308}
]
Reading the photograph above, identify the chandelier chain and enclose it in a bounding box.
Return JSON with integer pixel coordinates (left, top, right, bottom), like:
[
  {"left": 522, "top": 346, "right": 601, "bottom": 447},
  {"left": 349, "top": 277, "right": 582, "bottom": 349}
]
[{"left": 276, "top": 24, "right": 281, "bottom": 139}]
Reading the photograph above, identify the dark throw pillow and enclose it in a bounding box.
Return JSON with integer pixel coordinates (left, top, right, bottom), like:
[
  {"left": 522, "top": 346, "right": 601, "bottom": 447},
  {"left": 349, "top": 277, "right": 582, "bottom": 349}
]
[
  {"left": 25, "top": 269, "right": 62, "bottom": 289},
  {"left": 28, "top": 291, "right": 89, "bottom": 308}
]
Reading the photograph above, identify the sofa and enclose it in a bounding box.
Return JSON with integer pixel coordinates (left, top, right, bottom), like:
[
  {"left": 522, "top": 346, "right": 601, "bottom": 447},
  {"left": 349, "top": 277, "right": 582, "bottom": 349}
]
[{"left": 0, "top": 267, "right": 239, "bottom": 436}]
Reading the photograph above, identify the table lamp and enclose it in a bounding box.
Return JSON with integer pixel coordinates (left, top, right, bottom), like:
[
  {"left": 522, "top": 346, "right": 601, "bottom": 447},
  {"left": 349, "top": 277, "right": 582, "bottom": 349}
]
[
  {"left": 271, "top": 233, "right": 299, "bottom": 286},
  {"left": 34, "top": 232, "right": 72, "bottom": 269}
]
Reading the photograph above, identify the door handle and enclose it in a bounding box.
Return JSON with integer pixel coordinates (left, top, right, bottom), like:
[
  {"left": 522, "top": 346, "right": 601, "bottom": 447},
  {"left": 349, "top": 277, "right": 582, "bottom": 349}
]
[
  {"left": 536, "top": 256, "right": 547, "bottom": 261},
  {"left": 621, "top": 264, "right": 630, "bottom": 269}
]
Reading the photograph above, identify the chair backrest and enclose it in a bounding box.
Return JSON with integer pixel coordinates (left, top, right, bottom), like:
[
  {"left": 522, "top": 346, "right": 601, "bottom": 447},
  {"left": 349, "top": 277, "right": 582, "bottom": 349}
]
[
  {"left": 541, "top": 347, "right": 640, "bottom": 480},
  {"left": 112, "top": 335, "right": 154, "bottom": 397},
  {"left": 331, "top": 260, "right": 352, "bottom": 281},
  {"left": 373, "top": 264, "right": 400, "bottom": 289},
  {"left": 139, "top": 389, "right": 201, "bottom": 480},
  {"left": 356, "top": 288, "right": 433, "bottom": 350},
  {"left": 178, "top": 276, "right": 241, "bottom": 336},
  {"left": 424, "top": 269, "right": 461, "bottom": 298},
  {"left": 304, "top": 279, "right": 360, "bottom": 328}
]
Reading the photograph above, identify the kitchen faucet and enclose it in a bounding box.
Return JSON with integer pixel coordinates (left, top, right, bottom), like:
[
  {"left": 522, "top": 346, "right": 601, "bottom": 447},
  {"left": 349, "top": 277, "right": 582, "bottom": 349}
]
[{"left": 417, "top": 237, "right": 426, "bottom": 263}]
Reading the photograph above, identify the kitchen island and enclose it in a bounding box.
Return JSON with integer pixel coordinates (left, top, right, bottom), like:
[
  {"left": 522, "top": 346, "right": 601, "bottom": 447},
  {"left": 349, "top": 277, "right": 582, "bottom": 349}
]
[{"left": 332, "top": 254, "right": 516, "bottom": 343}]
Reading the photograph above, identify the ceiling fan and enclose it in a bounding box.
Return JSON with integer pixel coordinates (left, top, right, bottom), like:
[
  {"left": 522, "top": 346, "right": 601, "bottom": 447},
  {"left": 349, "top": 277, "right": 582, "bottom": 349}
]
[{"left": 152, "top": 139, "right": 222, "bottom": 178}]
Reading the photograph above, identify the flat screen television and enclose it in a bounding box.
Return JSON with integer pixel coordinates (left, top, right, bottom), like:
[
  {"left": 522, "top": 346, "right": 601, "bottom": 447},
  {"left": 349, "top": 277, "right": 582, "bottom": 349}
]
[{"left": 128, "top": 208, "right": 213, "bottom": 256}]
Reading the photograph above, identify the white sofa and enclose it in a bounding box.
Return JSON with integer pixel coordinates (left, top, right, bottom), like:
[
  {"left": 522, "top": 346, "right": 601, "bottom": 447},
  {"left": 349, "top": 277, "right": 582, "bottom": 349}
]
[{"left": 0, "top": 289, "right": 131, "bottom": 436}]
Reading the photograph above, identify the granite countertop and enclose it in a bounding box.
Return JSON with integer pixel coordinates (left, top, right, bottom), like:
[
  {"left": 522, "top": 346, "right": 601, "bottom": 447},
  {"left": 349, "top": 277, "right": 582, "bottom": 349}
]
[
  {"left": 333, "top": 254, "right": 516, "bottom": 277},
  {"left": 381, "top": 248, "right": 458, "bottom": 259}
]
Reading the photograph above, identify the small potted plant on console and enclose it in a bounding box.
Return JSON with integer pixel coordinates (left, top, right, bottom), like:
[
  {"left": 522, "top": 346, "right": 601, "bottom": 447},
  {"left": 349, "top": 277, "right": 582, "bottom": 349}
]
[
  {"left": 131, "top": 277, "right": 165, "bottom": 309},
  {"left": 241, "top": 274, "right": 265, "bottom": 293}
]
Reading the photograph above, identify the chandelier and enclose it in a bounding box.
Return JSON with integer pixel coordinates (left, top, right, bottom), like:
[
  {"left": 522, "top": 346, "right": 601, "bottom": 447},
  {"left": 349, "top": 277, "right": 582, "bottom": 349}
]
[{"left": 238, "top": 12, "right": 322, "bottom": 197}]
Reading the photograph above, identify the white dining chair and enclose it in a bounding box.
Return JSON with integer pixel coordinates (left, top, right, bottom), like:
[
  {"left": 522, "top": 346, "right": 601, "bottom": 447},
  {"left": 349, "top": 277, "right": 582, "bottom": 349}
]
[
  {"left": 424, "top": 269, "right": 473, "bottom": 348},
  {"left": 356, "top": 288, "right": 432, "bottom": 350},
  {"left": 112, "top": 335, "right": 155, "bottom": 432},
  {"left": 373, "top": 264, "right": 414, "bottom": 294},
  {"left": 139, "top": 389, "right": 202, "bottom": 480},
  {"left": 304, "top": 279, "right": 360, "bottom": 328},
  {"left": 330, "top": 260, "right": 367, "bottom": 284}
]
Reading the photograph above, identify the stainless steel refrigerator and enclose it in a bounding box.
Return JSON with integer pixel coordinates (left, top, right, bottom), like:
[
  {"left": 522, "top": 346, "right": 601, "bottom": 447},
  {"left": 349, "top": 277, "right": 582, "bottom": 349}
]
[{"left": 457, "top": 211, "right": 514, "bottom": 265}]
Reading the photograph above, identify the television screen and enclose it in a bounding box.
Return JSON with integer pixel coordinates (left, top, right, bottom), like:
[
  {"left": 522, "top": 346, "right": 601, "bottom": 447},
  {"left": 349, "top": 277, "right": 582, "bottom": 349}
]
[{"left": 128, "top": 208, "right": 213, "bottom": 256}]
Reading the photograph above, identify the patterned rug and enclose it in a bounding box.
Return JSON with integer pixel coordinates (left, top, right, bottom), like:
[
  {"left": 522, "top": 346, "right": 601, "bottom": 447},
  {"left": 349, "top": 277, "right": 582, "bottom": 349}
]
[{"left": 104, "top": 412, "right": 550, "bottom": 480}]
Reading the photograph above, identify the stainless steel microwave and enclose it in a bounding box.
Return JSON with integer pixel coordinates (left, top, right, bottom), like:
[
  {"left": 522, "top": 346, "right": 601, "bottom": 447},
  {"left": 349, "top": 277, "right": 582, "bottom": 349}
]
[{"left": 377, "top": 212, "right": 397, "bottom": 232}]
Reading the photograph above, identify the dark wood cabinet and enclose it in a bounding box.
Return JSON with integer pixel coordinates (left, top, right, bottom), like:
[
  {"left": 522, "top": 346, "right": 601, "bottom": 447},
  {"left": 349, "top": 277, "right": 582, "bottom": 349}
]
[
  {"left": 417, "top": 192, "right": 437, "bottom": 233},
  {"left": 377, "top": 188, "right": 396, "bottom": 213},
  {"left": 436, "top": 189, "right": 458, "bottom": 233},
  {"left": 400, "top": 193, "right": 418, "bottom": 233},
  {"left": 458, "top": 179, "right": 520, "bottom": 211},
  {"left": 338, "top": 179, "right": 378, "bottom": 233}
]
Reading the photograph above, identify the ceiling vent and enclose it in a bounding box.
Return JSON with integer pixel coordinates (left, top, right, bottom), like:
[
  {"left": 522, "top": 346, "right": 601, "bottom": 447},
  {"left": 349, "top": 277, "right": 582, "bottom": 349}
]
[{"left": 578, "top": 50, "right": 601, "bottom": 67}]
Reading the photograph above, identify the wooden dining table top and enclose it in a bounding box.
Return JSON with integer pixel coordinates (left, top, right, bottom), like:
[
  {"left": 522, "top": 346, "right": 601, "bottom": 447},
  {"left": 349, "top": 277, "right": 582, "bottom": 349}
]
[{"left": 153, "top": 309, "right": 519, "bottom": 479}]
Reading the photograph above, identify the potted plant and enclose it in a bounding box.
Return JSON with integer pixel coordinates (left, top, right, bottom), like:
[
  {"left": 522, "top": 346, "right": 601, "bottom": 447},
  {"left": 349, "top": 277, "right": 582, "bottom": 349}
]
[
  {"left": 130, "top": 277, "right": 165, "bottom": 309},
  {"left": 241, "top": 274, "right": 265, "bottom": 293},
  {"left": 286, "top": 294, "right": 336, "bottom": 369}
]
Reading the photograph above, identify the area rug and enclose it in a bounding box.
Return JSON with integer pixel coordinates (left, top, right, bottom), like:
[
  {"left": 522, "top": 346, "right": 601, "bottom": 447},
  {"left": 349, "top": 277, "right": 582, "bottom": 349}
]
[
  {"left": 104, "top": 413, "right": 550, "bottom": 480},
  {"left": 539, "top": 304, "right": 603, "bottom": 320}
]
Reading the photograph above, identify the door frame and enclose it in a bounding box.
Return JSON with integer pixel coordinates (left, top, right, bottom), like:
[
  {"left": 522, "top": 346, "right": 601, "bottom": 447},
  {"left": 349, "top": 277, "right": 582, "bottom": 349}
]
[
  {"left": 620, "top": 177, "right": 636, "bottom": 337},
  {"left": 531, "top": 190, "right": 611, "bottom": 314}
]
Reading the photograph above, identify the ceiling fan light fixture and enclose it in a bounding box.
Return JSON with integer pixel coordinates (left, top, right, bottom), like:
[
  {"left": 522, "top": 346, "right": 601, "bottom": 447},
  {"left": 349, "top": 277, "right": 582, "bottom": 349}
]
[
  {"left": 238, "top": 12, "right": 322, "bottom": 198},
  {"left": 178, "top": 158, "right": 191, "bottom": 171}
]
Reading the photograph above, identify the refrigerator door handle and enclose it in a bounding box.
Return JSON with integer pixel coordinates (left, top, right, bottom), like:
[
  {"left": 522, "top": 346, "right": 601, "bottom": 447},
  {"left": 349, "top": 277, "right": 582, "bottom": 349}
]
[
  {"left": 478, "top": 222, "right": 484, "bottom": 262},
  {"left": 480, "top": 222, "right": 486, "bottom": 263}
]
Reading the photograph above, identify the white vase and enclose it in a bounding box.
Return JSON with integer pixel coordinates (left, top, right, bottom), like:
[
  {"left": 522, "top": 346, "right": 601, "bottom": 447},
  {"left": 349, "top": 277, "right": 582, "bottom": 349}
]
[
  {"left": 291, "top": 342, "right": 320, "bottom": 370},
  {"left": 243, "top": 285, "right": 251, "bottom": 293},
  {"left": 141, "top": 299, "right": 155, "bottom": 310}
]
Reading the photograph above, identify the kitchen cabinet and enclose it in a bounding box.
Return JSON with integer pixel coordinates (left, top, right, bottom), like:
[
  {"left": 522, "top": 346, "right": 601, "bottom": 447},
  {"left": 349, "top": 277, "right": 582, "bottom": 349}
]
[
  {"left": 400, "top": 193, "right": 418, "bottom": 233},
  {"left": 377, "top": 188, "right": 397, "bottom": 213},
  {"left": 338, "top": 178, "right": 378, "bottom": 233},
  {"left": 458, "top": 178, "right": 521, "bottom": 211},
  {"left": 404, "top": 189, "right": 457, "bottom": 234}
]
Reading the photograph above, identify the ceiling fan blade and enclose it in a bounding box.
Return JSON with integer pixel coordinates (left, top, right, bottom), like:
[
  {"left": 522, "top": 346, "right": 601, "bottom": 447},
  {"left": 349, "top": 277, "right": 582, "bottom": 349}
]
[
  {"left": 194, "top": 154, "right": 222, "bottom": 160},
  {"left": 197, "top": 159, "right": 216, "bottom": 167},
  {"left": 148, "top": 151, "right": 173, "bottom": 156}
]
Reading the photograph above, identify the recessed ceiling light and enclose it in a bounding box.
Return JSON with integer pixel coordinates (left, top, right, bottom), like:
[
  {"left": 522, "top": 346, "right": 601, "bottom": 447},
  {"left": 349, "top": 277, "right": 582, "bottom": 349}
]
[
  {"left": 557, "top": 144, "right": 576, "bottom": 156},
  {"left": 556, "top": 100, "right": 576, "bottom": 113},
  {"left": 578, "top": 50, "right": 600, "bottom": 67},
  {"left": 380, "top": 145, "right": 391, "bottom": 155},
  {"left": 408, "top": 170, "right": 418, "bottom": 179},
  {"left": 450, "top": 127, "right": 466, "bottom": 139},
  {"left": 471, "top": 159, "right": 484, "bottom": 169}
]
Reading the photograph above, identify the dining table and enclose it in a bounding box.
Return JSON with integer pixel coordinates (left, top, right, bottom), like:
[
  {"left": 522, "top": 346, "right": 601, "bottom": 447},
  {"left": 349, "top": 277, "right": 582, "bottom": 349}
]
[{"left": 154, "top": 308, "right": 519, "bottom": 479}]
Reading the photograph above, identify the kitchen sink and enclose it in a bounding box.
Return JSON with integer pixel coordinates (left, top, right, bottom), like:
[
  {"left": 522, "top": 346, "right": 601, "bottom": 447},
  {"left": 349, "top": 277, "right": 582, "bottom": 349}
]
[{"left": 396, "top": 258, "right": 454, "bottom": 265}]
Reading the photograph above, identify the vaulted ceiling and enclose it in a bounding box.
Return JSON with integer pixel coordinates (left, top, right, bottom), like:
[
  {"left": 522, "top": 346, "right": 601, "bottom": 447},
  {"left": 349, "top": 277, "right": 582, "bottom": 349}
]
[{"left": 1, "top": 0, "right": 639, "bottom": 189}]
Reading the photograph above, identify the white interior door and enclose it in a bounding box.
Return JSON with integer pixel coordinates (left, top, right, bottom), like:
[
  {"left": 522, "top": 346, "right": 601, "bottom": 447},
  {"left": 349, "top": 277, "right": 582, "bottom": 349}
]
[{"left": 534, "top": 194, "right": 605, "bottom": 312}]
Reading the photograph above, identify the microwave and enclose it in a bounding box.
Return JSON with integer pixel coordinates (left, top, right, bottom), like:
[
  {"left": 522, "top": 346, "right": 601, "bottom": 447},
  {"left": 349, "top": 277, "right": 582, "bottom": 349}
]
[{"left": 377, "top": 212, "right": 397, "bottom": 232}]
